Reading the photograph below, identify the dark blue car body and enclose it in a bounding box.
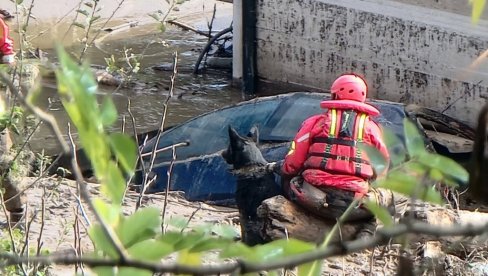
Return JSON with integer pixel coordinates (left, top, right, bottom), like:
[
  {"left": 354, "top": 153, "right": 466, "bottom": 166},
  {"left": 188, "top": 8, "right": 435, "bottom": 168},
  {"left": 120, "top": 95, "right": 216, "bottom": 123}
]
[{"left": 135, "top": 92, "right": 469, "bottom": 205}]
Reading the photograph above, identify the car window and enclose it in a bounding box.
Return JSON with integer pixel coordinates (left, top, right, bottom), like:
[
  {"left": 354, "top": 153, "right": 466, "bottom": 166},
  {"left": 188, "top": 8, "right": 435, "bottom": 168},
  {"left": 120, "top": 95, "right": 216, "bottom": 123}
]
[
  {"left": 142, "top": 99, "right": 281, "bottom": 162},
  {"left": 261, "top": 93, "right": 324, "bottom": 141}
]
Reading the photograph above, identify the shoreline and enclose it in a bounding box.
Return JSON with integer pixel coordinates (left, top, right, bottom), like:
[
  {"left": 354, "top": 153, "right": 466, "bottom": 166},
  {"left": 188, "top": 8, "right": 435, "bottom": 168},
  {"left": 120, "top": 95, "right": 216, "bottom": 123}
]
[{"left": 0, "top": 0, "right": 233, "bottom": 50}]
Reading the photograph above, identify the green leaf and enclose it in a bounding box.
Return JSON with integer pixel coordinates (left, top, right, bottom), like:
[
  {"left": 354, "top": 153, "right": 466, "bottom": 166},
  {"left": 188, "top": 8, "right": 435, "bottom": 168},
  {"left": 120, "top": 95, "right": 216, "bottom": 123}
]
[
  {"left": 88, "top": 225, "right": 118, "bottom": 258},
  {"left": 160, "top": 23, "right": 166, "bottom": 33},
  {"left": 364, "top": 200, "right": 393, "bottom": 227},
  {"left": 360, "top": 144, "right": 388, "bottom": 175},
  {"left": 429, "top": 168, "right": 444, "bottom": 182},
  {"left": 403, "top": 119, "right": 426, "bottom": 158},
  {"left": 267, "top": 271, "right": 280, "bottom": 276},
  {"left": 117, "top": 268, "right": 152, "bottom": 276},
  {"left": 376, "top": 172, "right": 417, "bottom": 197},
  {"left": 189, "top": 237, "right": 233, "bottom": 252},
  {"left": 148, "top": 13, "right": 160, "bottom": 21},
  {"left": 159, "top": 231, "right": 184, "bottom": 246},
  {"left": 76, "top": 9, "right": 89, "bottom": 16},
  {"left": 422, "top": 186, "right": 443, "bottom": 205},
  {"left": 220, "top": 242, "right": 252, "bottom": 259},
  {"left": 117, "top": 207, "right": 161, "bottom": 247},
  {"left": 72, "top": 22, "right": 86, "bottom": 29},
  {"left": 102, "top": 161, "right": 126, "bottom": 205},
  {"left": 211, "top": 224, "right": 239, "bottom": 239},
  {"left": 298, "top": 260, "right": 323, "bottom": 276},
  {"left": 127, "top": 239, "right": 173, "bottom": 261},
  {"left": 90, "top": 15, "right": 102, "bottom": 24},
  {"left": 178, "top": 249, "right": 201, "bottom": 267},
  {"left": 92, "top": 267, "right": 116, "bottom": 276},
  {"left": 382, "top": 128, "right": 407, "bottom": 167},
  {"left": 167, "top": 216, "right": 190, "bottom": 230},
  {"left": 266, "top": 239, "right": 315, "bottom": 256},
  {"left": 378, "top": 172, "right": 443, "bottom": 205},
  {"left": 401, "top": 162, "right": 427, "bottom": 175},
  {"left": 470, "top": 0, "right": 486, "bottom": 24},
  {"left": 100, "top": 96, "right": 117, "bottom": 126},
  {"left": 93, "top": 198, "right": 120, "bottom": 225},
  {"left": 252, "top": 243, "right": 284, "bottom": 262},
  {"left": 109, "top": 133, "right": 137, "bottom": 174},
  {"left": 417, "top": 152, "right": 468, "bottom": 184},
  {"left": 192, "top": 223, "right": 216, "bottom": 236},
  {"left": 173, "top": 232, "right": 206, "bottom": 251}
]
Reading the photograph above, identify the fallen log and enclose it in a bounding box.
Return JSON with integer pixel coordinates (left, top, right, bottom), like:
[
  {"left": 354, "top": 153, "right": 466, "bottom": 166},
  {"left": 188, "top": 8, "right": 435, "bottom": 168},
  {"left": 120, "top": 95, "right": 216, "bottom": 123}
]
[
  {"left": 255, "top": 195, "right": 488, "bottom": 257},
  {"left": 256, "top": 195, "right": 364, "bottom": 244},
  {"left": 414, "top": 208, "right": 488, "bottom": 257}
]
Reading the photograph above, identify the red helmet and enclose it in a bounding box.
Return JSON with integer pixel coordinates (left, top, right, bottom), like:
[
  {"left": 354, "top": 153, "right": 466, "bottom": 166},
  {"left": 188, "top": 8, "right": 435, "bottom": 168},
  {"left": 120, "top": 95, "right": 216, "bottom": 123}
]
[{"left": 330, "top": 74, "right": 368, "bottom": 102}]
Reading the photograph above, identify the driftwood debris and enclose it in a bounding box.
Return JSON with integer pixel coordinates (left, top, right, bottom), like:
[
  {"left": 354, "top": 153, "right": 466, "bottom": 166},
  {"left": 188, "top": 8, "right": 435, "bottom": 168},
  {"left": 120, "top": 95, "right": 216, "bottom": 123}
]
[
  {"left": 167, "top": 20, "right": 212, "bottom": 38},
  {"left": 256, "top": 195, "right": 363, "bottom": 243}
]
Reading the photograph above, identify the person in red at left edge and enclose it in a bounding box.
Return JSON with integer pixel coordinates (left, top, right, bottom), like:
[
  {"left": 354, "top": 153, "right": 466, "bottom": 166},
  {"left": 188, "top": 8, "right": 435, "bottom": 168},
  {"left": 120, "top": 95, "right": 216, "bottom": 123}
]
[
  {"left": 0, "top": 9, "right": 15, "bottom": 65},
  {"left": 279, "top": 73, "right": 406, "bottom": 238}
]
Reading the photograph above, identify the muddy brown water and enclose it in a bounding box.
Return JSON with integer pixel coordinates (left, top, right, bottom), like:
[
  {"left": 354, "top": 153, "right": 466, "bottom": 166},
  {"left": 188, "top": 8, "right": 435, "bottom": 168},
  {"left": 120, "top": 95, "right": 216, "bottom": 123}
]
[{"left": 29, "top": 24, "right": 242, "bottom": 155}]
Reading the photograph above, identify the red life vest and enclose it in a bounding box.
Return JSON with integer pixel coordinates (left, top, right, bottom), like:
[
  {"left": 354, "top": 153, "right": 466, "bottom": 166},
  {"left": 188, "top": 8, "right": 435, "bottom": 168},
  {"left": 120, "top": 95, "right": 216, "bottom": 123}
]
[{"left": 303, "top": 108, "right": 375, "bottom": 180}]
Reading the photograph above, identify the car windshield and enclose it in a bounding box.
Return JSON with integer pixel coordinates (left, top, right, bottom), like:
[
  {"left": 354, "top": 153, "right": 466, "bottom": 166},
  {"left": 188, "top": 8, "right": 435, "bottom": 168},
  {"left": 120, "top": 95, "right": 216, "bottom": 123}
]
[
  {"left": 142, "top": 98, "right": 281, "bottom": 163},
  {"left": 260, "top": 94, "right": 407, "bottom": 142},
  {"left": 142, "top": 92, "right": 408, "bottom": 164}
]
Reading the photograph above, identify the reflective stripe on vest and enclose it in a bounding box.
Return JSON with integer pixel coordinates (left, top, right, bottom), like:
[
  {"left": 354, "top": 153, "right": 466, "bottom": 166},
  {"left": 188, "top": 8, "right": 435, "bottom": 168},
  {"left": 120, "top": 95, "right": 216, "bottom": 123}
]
[
  {"left": 318, "top": 109, "right": 337, "bottom": 169},
  {"left": 354, "top": 113, "right": 367, "bottom": 176},
  {"left": 311, "top": 109, "right": 370, "bottom": 178}
]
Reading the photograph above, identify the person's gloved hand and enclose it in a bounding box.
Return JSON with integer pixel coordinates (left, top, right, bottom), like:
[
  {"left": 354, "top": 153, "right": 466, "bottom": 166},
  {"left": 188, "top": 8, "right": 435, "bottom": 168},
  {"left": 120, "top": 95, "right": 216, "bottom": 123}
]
[
  {"left": 265, "top": 160, "right": 284, "bottom": 175},
  {"left": 2, "top": 54, "right": 15, "bottom": 65}
]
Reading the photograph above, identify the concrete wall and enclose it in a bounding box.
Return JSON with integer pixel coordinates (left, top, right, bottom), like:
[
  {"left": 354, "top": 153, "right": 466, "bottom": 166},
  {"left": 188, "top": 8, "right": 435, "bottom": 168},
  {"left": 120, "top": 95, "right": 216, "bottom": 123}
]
[
  {"left": 392, "top": 0, "right": 488, "bottom": 18},
  {"left": 254, "top": 0, "right": 488, "bottom": 125}
]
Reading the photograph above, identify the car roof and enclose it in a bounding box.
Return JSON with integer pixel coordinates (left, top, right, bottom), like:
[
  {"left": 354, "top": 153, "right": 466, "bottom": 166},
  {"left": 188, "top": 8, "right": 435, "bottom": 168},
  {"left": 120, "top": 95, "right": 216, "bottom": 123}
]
[{"left": 141, "top": 92, "right": 408, "bottom": 162}]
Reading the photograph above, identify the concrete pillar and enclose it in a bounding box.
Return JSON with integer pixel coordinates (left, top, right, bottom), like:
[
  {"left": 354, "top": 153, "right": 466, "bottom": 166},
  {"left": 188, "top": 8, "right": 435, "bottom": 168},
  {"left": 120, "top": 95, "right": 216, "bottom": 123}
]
[{"left": 232, "top": 0, "right": 243, "bottom": 86}]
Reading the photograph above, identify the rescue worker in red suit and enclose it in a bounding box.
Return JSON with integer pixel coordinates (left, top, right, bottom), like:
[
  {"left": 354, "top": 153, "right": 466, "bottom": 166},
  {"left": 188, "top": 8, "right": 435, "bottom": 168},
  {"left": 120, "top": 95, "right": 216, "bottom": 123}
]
[
  {"left": 280, "top": 73, "right": 401, "bottom": 238},
  {"left": 0, "top": 9, "right": 15, "bottom": 65},
  {"left": 0, "top": 9, "right": 23, "bottom": 228}
]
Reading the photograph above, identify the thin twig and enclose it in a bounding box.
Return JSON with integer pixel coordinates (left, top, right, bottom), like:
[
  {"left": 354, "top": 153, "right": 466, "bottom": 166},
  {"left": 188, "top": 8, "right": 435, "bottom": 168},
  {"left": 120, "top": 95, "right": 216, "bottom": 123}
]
[
  {"left": 162, "top": 145, "right": 177, "bottom": 233},
  {"left": 138, "top": 52, "right": 178, "bottom": 210},
  {"left": 180, "top": 203, "right": 202, "bottom": 234},
  {"left": 20, "top": 206, "right": 37, "bottom": 256},
  {"left": 140, "top": 142, "right": 189, "bottom": 158},
  {"left": 0, "top": 188, "right": 19, "bottom": 269},
  {"left": 33, "top": 190, "right": 46, "bottom": 275}
]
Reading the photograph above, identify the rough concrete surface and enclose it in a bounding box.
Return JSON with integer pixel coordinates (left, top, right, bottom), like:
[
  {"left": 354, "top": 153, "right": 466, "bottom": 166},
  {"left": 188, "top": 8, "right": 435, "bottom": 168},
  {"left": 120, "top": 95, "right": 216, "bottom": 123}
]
[{"left": 256, "top": 0, "right": 488, "bottom": 125}]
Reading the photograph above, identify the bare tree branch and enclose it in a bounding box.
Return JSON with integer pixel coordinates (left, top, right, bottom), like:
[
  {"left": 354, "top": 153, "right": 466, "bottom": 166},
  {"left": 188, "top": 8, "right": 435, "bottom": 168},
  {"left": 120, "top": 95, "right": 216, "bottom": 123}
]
[{"left": 1, "top": 220, "right": 488, "bottom": 275}]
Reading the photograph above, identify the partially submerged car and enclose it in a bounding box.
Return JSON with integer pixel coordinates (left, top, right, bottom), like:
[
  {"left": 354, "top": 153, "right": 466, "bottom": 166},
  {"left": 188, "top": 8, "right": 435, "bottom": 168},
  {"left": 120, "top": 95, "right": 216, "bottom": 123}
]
[{"left": 135, "top": 92, "right": 475, "bottom": 205}]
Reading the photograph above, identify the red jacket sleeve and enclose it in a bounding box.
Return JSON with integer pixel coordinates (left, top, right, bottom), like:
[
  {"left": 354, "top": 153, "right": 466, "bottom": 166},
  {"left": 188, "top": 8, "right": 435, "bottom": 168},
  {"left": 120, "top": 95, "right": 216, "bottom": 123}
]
[
  {"left": 365, "top": 119, "right": 390, "bottom": 177},
  {"left": 0, "top": 18, "right": 14, "bottom": 55},
  {"left": 281, "top": 115, "right": 323, "bottom": 176}
]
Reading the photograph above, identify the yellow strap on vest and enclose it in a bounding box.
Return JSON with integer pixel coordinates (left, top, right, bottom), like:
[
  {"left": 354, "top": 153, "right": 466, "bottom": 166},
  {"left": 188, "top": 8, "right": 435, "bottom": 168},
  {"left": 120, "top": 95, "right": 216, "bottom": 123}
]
[
  {"left": 356, "top": 113, "right": 367, "bottom": 141},
  {"left": 329, "top": 109, "right": 337, "bottom": 137}
]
